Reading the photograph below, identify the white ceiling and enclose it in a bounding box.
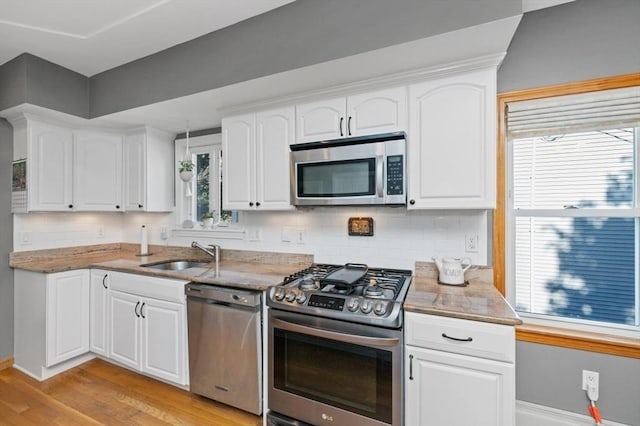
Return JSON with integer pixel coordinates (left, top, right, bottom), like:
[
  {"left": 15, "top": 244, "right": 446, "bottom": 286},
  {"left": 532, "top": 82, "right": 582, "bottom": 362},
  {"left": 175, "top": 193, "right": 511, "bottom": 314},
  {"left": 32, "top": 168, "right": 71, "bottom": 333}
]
[{"left": 0, "top": 0, "right": 295, "bottom": 76}]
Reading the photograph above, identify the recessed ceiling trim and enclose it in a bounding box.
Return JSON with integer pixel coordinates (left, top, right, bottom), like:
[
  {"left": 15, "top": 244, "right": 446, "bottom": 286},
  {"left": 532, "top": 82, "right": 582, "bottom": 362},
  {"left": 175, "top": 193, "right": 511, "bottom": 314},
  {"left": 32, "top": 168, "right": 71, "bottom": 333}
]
[
  {"left": 0, "top": 0, "right": 171, "bottom": 39},
  {"left": 85, "top": 0, "right": 171, "bottom": 38},
  {"left": 0, "top": 18, "right": 86, "bottom": 39}
]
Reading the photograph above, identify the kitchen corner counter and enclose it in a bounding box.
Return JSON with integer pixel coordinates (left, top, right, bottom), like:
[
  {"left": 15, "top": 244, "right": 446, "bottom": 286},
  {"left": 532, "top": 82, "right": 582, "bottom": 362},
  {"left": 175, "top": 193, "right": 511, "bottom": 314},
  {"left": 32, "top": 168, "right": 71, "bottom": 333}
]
[
  {"left": 404, "top": 261, "right": 522, "bottom": 326},
  {"left": 10, "top": 243, "right": 313, "bottom": 291}
]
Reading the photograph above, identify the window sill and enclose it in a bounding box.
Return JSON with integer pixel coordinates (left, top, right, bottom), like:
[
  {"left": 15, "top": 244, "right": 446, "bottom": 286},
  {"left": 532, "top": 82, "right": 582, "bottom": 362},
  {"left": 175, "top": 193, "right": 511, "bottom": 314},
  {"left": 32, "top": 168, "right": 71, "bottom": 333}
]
[
  {"left": 516, "top": 322, "right": 640, "bottom": 359},
  {"left": 171, "top": 226, "right": 245, "bottom": 240}
]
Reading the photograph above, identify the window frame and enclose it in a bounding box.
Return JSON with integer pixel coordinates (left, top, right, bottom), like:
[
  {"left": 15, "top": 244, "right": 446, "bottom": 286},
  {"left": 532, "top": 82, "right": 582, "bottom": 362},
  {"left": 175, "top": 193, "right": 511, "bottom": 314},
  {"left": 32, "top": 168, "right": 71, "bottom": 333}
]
[
  {"left": 494, "top": 72, "right": 640, "bottom": 358},
  {"left": 175, "top": 132, "right": 236, "bottom": 228}
]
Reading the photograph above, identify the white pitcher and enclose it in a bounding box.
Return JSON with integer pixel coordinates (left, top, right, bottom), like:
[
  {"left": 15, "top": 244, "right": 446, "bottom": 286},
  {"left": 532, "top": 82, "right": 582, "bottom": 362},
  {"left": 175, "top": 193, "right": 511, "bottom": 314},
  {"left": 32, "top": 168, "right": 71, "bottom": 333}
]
[{"left": 432, "top": 256, "right": 472, "bottom": 285}]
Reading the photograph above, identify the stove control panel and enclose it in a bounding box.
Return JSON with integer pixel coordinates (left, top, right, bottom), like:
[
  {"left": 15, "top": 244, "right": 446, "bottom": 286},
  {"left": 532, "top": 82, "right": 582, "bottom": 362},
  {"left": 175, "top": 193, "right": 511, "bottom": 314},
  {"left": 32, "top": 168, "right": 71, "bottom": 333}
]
[{"left": 308, "top": 295, "right": 345, "bottom": 311}]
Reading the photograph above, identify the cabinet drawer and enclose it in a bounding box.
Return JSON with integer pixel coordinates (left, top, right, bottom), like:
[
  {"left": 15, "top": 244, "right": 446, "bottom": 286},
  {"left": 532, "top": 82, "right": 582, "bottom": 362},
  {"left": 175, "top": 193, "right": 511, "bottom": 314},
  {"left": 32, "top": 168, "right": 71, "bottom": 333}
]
[
  {"left": 405, "top": 312, "right": 514, "bottom": 362},
  {"left": 108, "top": 271, "right": 188, "bottom": 303}
]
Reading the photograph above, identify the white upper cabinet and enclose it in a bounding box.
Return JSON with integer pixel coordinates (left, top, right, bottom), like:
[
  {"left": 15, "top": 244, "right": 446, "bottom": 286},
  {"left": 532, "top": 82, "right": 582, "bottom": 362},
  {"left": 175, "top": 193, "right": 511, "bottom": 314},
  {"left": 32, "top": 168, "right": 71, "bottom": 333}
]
[
  {"left": 407, "top": 67, "right": 497, "bottom": 209},
  {"left": 28, "top": 120, "right": 74, "bottom": 211},
  {"left": 222, "top": 113, "right": 255, "bottom": 210},
  {"left": 223, "top": 107, "right": 294, "bottom": 211},
  {"left": 124, "top": 128, "right": 174, "bottom": 212},
  {"left": 295, "top": 97, "right": 345, "bottom": 142},
  {"left": 256, "top": 107, "right": 295, "bottom": 210},
  {"left": 73, "top": 131, "right": 123, "bottom": 211},
  {"left": 295, "top": 86, "right": 407, "bottom": 144},
  {"left": 347, "top": 86, "right": 407, "bottom": 137}
]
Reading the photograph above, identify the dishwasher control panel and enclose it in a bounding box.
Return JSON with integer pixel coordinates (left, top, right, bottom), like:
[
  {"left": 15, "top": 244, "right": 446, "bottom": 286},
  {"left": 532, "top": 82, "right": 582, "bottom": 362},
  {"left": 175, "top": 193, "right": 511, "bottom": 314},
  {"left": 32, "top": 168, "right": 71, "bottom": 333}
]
[{"left": 185, "top": 283, "right": 261, "bottom": 307}]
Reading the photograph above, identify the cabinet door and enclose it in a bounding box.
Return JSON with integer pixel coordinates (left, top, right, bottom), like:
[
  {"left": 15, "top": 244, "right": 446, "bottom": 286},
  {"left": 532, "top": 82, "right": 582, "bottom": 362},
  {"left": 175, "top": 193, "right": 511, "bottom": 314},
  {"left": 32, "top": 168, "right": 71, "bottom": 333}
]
[
  {"left": 124, "top": 128, "right": 174, "bottom": 212},
  {"left": 406, "top": 345, "right": 515, "bottom": 426},
  {"left": 108, "top": 290, "right": 141, "bottom": 370},
  {"left": 408, "top": 67, "right": 496, "bottom": 209},
  {"left": 29, "top": 121, "right": 74, "bottom": 211},
  {"left": 140, "top": 298, "right": 186, "bottom": 385},
  {"left": 73, "top": 131, "right": 123, "bottom": 211},
  {"left": 295, "top": 97, "right": 346, "bottom": 143},
  {"left": 124, "top": 131, "right": 146, "bottom": 211},
  {"left": 89, "top": 270, "right": 110, "bottom": 357},
  {"left": 46, "top": 270, "right": 90, "bottom": 366},
  {"left": 222, "top": 113, "right": 256, "bottom": 210},
  {"left": 256, "top": 107, "right": 295, "bottom": 210},
  {"left": 347, "top": 87, "right": 407, "bottom": 136}
]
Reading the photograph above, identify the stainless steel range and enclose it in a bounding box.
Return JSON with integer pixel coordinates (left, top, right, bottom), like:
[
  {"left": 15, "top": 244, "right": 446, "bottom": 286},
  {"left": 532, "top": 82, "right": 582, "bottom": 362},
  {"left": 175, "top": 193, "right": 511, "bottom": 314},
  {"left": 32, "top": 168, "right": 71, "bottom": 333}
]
[{"left": 267, "top": 263, "right": 412, "bottom": 426}]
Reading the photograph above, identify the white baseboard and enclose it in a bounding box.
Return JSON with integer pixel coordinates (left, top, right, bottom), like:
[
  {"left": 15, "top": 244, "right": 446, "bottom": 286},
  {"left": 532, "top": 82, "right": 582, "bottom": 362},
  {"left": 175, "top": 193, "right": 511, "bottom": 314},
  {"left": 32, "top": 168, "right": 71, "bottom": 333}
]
[
  {"left": 13, "top": 353, "right": 95, "bottom": 381},
  {"left": 517, "top": 400, "right": 631, "bottom": 426}
]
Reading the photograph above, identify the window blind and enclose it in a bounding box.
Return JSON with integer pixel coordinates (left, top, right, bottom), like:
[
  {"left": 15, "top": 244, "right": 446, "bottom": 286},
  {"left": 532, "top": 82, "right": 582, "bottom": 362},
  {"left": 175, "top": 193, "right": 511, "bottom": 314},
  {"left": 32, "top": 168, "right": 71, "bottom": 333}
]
[{"left": 507, "top": 86, "right": 640, "bottom": 138}]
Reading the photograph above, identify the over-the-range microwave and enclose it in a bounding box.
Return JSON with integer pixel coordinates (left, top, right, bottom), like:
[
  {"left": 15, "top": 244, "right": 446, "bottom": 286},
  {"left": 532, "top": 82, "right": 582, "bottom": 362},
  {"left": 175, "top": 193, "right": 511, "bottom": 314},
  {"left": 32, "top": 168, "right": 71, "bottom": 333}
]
[{"left": 290, "top": 132, "right": 406, "bottom": 206}]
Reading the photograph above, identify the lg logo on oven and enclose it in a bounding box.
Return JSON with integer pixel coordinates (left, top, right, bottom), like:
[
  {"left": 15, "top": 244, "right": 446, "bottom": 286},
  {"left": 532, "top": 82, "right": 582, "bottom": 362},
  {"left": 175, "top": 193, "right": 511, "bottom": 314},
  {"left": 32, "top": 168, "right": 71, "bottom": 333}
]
[{"left": 321, "top": 413, "right": 334, "bottom": 422}]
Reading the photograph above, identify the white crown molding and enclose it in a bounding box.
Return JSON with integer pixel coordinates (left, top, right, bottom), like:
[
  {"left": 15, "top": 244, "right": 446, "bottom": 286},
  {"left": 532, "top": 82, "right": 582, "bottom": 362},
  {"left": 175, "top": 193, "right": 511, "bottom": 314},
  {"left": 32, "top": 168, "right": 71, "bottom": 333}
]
[{"left": 218, "top": 52, "right": 506, "bottom": 118}]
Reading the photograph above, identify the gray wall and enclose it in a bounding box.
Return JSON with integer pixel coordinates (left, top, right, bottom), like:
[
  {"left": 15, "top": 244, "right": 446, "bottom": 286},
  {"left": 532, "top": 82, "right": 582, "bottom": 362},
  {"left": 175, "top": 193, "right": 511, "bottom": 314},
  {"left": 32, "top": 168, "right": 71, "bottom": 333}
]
[
  {"left": 0, "top": 118, "right": 13, "bottom": 359},
  {"left": 500, "top": 1, "right": 640, "bottom": 424},
  {"left": 0, "top": 55, "right": 26, "bottom": 112},
  {"left": 0, "top": 54, "right": 89, "bottom": 118},
  {"left": 517, "top": 342, "right": 640, "bottom": 425},
  {"left": 498, "top": 0, "right": 640, "bottom": 92},
  {"left": 89, "top": 0, "right": 520, "bottom": 117}
]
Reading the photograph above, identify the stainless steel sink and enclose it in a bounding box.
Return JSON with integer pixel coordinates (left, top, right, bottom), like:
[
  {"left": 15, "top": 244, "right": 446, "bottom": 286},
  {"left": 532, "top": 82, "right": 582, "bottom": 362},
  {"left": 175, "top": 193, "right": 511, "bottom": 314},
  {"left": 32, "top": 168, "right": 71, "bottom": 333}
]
[{"left": 141, "top": 260, "right": 210, "bottom": 271}]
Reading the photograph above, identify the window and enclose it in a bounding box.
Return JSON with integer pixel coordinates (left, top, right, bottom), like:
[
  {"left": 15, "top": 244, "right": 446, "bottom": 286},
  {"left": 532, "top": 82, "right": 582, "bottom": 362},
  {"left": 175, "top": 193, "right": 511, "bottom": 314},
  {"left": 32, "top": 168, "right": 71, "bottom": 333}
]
[
  {"left": 175, "top": 133, "right": 236, "bottom": 227},
  {"left": 504, "top": 84, "right": 640, "bottom": 336}
]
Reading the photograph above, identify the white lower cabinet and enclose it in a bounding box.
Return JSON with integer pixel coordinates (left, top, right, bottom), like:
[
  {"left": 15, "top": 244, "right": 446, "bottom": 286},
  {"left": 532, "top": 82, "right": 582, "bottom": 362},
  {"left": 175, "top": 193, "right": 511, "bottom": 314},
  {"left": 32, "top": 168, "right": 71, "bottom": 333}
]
[
  {"left": 106, "top": 271, "right": 188, "bottom": 386},
  {"left": 90, "top": 269, "right": 110, "bottom": 357},
  {"left": 405, "top": 312, "right": 515, "bottom": 426},
  {"left": 14, "top": 269, "right": 91, "bottom": 380}
]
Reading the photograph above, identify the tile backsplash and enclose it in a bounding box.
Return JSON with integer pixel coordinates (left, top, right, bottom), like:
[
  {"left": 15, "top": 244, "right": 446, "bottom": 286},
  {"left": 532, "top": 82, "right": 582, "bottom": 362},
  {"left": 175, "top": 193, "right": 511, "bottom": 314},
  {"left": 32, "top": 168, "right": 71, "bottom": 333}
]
[{"left": 13, "top": 207, "right": 489, "bottom": 270}]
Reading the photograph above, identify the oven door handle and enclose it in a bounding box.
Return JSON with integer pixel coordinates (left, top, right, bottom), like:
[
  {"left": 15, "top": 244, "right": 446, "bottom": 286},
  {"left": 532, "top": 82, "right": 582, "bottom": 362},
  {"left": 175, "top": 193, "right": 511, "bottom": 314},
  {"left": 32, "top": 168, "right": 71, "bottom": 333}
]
[{"left": 271, "top": 317, "right": 400, "bottom": 348}]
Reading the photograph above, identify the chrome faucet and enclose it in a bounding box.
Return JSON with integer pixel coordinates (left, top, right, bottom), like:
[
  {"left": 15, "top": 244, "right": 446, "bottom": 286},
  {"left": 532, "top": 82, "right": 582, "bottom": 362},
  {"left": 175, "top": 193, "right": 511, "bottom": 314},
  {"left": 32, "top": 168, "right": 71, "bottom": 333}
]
[{"left": 191, "top": 241, "right": 220, "bottom": 275}]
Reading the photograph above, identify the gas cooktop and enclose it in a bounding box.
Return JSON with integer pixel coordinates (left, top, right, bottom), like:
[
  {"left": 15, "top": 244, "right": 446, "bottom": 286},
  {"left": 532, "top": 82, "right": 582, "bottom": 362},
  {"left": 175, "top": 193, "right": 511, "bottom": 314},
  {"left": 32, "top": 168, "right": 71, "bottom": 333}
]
[{"left": 267, "top": 263, "right": 413, "bottom": 328}]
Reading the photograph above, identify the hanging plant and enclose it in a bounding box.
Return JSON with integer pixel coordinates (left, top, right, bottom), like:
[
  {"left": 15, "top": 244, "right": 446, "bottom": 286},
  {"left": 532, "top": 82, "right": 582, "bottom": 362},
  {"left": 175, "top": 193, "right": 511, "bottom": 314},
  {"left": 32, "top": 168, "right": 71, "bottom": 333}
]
[
  {"left": 179, "top": 160, "right": 195, "bottom": 182},
  {"left": 179, "top": 160, "right": 194, "bottom": 173}
]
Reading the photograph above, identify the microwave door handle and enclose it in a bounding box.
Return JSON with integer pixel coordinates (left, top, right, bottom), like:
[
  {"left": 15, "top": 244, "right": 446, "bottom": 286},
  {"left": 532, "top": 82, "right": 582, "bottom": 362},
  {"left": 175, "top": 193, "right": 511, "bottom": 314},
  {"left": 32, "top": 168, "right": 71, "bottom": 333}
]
[
  {"left": 376, "top": 156, "right": 384, "bottom": 198},
  {"left": 271, "top": 317, "right": 399, "bottom": 348}
]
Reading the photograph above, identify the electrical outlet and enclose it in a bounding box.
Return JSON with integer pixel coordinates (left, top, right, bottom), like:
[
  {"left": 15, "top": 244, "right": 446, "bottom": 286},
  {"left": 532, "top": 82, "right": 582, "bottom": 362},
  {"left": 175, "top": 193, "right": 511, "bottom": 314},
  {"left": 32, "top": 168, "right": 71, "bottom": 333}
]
[
  {"left": 296, "top": 228, "right": 305, "bottom": 244},
  {"left": 20, "top": 231, "right": 31, "bottom": 245},
  {"left": 248, "top": 228, "right": 262, "bottom": 242},
  {"left": 582, "top": 370, "right": 599, "bottom": 401},
  {"left": 465, "top": 234, "right": 479, "bottom": 252}
]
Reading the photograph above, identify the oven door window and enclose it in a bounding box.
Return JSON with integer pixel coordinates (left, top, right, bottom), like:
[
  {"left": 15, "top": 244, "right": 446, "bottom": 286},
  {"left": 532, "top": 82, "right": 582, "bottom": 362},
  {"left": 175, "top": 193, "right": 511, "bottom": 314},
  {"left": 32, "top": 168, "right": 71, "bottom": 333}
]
[
  {"left": 273, "top": 328, "right": 392, "bottom": 424},
  {"left": 297, "top": 158, "right": 375, "bottom": 198}
]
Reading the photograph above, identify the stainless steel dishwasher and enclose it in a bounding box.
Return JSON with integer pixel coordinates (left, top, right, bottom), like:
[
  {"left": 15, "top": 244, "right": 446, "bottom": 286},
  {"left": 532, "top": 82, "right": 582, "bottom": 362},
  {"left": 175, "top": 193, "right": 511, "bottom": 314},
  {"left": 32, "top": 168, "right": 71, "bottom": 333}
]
[{"left": 185, "top": 282, "right": 262, "bottom": 415}]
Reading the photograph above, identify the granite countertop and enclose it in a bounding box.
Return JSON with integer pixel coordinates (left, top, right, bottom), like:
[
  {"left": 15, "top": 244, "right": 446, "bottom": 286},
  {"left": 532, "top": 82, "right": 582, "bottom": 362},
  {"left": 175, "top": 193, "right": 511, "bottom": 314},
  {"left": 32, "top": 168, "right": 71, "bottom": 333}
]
[
  {"left": 10, "top": 243, "right": 313, "bottom": 292},
  {"left": 404, "top": 261, "right": 522, "bottom": 326}
]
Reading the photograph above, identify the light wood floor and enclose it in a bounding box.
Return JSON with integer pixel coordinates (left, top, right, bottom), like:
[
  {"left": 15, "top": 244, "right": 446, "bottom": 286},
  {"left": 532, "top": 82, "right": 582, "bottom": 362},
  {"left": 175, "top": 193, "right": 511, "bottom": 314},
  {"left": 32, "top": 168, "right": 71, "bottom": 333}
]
[{"left": 0, "top": 358, "right": 262, "bottom": 425}]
